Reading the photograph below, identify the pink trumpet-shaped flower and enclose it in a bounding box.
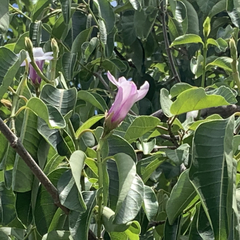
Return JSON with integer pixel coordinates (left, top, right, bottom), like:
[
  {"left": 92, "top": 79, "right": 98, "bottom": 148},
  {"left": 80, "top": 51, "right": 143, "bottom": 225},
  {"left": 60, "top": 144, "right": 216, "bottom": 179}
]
[
  {"left": 21, "top": 47, "right": 53, "bottom": 84},
  {"left": 105, "top": 71, "right": 149, "bottom": 130}
]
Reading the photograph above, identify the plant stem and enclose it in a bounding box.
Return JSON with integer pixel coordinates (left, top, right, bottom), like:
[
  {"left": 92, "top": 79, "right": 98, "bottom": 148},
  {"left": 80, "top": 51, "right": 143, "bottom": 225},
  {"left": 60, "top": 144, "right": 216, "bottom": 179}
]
[
  {"left": 0, "top": 117, "right": 69, "bottom": 215},
  {"left": 201, "top": 37, "right": 208, "bottom": 88},
  {"left": 96, "top": 138, "right": 104, "bottom": 239},
  {"left": 160, "top": 1, "right": 181, "bottom": 83}
]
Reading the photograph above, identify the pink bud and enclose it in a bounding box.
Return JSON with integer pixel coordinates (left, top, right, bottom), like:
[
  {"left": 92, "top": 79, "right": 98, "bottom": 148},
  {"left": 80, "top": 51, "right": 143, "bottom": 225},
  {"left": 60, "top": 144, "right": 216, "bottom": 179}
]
[{"left": 105, "top": 71, "right": 149, "bottom": 130}]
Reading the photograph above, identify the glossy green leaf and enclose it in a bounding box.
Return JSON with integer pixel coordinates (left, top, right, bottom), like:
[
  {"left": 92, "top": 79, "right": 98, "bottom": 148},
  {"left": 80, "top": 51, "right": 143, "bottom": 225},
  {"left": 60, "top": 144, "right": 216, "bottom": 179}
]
[
  {"left": 93, "top": 0, "right": 115, "bottom": 33},
  {"left": 58, "top": 170, "right": 86, "bottom": 211},
  {"left": 0, "top": 227, "right": 25, "bottom": 240},
  {"left": 196, "top": 0, "right": 219, "bottom": 15},
  {"left": 26, "top": 97, "right": 66, "bottom": 129},
  {"left": 143, "top": 185, "right": 158, "bottom": 221},
  {"left": 12, "top": 109, "right": 42, "bottom": 192},
  {"left": 60, "top": 0, "right": 71, "bottom": 24},
  {"left": 170, "top": 83, "right": 194, "bottom": 98},
  {"left": 0, "top": 49, "right": 27, "bottom": 99},
  {"left": 0, "top": 182, "right": 16, "bottom": 225},
  {"left": 62, "top": 52, "right": 77, "bottom": 81},
  {"left": 129, "top": 0, "right": 141, "bottom": 10},
  {"left": 114, "top": 175, "right": 144, "bottom": 224},
  {"left": 42, "top": 230, "right": 73, "bottom": 240},
  {"left": 206, "top": 86, "right": 237, "bottom": 104},
  {"left": 160, "top": 88, "right": 173, "bottom": 117},
  {"left": 103, "top": 134, "right": 137, "bottom": 161},
  {"left": 170, "top": 34, "right": 203, "bottom": 47},
  {"left": 40, "top": 85, "right": 77, "bottom": 115},
  {"left": 71, "top": 27, "right": 93, "bottom": 57},
  {"left": 34, "top": 168, "right": 67, "bottom": 235},
  {"left": 166, "top": 170, "right": 197, "bottom": 225},
  {"left": 124, "top": 116, "right": 160, "bottom": 143},
  {"left": 206, "top": 57, "right": 233, "bottom": 72},
  {"left": 69, "top": 191, "right": 96, "bottom": 240},
  {"left": 189, "top": 117, "right": 234, "bottom": 240},
  {"left": 0, "top": 0, "right": 9, "bottom": 34},
  {"left": 37, "top": 118, "right": 71, "bottom": 157},
  {"left": 134, "top": 7, "right": 158, "bottom": 40},
  {"left": 69, "top": 150, "right": 87, "bottom": 210},
  {"left": 112, "top": 153, "right": 136, "bottom": 217},
  {"left": 32, "top": 0, "right": 51, "bottom": 21},
  {"left": 75, "top": 114, "right": 104, "bottom": 139},
  {"left": 78, "top": 90, "right": 107, "bottom": 112},
  {"left": 29, "top": 21, "right": 41, "bottom": 47},
  {"left": 170, "top": 88, "right": 230, "bottom": 115}
]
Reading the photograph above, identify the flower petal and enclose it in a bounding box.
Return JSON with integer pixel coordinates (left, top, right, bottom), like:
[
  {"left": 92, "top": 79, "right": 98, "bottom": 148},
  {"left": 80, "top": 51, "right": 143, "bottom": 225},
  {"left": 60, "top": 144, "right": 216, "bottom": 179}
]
[
  {"left": 135, "top": 81, "right": 149, "bottom": 101},
  {"left": 107, "top": 71, "right": 119, "bottom": 86}
]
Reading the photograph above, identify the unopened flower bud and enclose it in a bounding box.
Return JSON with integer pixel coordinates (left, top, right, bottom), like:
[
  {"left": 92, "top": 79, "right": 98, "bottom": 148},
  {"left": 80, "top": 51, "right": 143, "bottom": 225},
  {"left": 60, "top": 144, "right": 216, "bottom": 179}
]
[{"left": 229, "top": 38, "right": 237, "bottom": 61}]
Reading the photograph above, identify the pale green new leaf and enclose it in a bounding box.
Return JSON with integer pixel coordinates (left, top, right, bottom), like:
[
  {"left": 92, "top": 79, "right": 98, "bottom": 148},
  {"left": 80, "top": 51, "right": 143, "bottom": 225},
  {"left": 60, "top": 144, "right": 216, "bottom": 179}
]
[
  {"left": 170, "top": 88, "right": 230, "bottom": 115},
  {"left": 170, "top": 34, "right": 203, "bottom": 47}
]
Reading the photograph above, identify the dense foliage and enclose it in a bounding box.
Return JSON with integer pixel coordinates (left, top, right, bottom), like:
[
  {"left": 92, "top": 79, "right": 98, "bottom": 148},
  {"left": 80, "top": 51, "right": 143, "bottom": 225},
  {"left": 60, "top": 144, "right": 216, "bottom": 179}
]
[{"left": 1, "top": 0, "right": 240, "bottom": 239}]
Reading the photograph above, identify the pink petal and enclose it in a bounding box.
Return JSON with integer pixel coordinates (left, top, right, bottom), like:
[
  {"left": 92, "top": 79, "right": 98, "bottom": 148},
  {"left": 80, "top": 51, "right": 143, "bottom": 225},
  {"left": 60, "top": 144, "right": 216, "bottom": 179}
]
[
  {"left": 135, "top": 81, "right": 149, "bottom": 101},
  {"left": 107, "top": 71, "right": 119, "bottom": 86}
]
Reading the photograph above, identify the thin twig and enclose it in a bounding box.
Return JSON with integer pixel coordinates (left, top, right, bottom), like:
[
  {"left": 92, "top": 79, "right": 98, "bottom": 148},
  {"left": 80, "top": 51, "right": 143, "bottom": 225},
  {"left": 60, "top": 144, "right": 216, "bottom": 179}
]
[
  {"left": 0, "top": 117, "right": 69, "bottom": 215},
  {"left": 160, "top": 1, "right": 181, "bottom": 83}
]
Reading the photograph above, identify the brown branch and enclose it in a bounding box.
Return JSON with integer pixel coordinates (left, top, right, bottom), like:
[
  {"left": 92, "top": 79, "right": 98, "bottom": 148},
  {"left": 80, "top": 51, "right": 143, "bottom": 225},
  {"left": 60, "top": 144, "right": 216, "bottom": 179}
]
[
  {"left": 160, "top": 2, "right": 181, "bottom": 83},
  {"left": 0, "top": 117, "right": 69, "bottom": 215}
]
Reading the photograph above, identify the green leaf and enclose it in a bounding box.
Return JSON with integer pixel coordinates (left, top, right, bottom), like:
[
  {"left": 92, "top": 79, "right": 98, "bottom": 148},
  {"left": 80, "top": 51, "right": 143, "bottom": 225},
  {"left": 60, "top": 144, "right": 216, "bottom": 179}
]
[
  {"left": 32, "top": 0, "right": 51, "bottom": 21},
  {"left": 71, "top": 27, "right": 93, "bottom": 57},
  {"left": 114, "top": 175, "right": 144, "bottom": 224},
  {"left": 75, "top": 114, "right": 105, "bottom": 139},
  {"left": 40, "top": 85, "right": 77, "bottom": 115},
  {"left": 206, "top": 86, "right": 237, "bottom": 104},
  {"left": 78, "top": 90, "right": 107, "bottom": 112},
  {"left": 69, "top": 151, "right": 87, "bottom": 210},
  {"left": 170, "top": 34, "right": 203, "bottom": 47},
  {"left": 196, "top": 0, "right": 219, "bottom": 15},
  {"left": 103, "top": 134, "right": 137, "bottom": 162},
  {"left": 181, "top": 0, "right": 200, "bottom": 35},
  {"left": 0, "top": 227, "right": 25, "bottom": 240},
  {"left": 69, "top": 191, "right": 96, "bottom": 240},
  {"left": 134, "top": 7, "right": 158, "bottom": 40},
  {"left": 0, "top": 49, "right": 27, "bottom": 100},
  {"left": 93, "top": 0, "right": 115, "bottom": 33},
  {"left": 189, "top": 117, "right": 234, "bottom": 240},
  {"left": 34, "top": 168, "right": 67, "bottom": 235},
  {"left": 143, "top": 185, "right": 158, "bottom": 221},
  {"left": 170, "top": 88, "right": 231, "bottom": 115},
  {"left": 206, "top": 57, "right": 233, "bottom": 72},
  {"left": 0, "top": 183, "right": 16, "bottom": 225},
  {"left": 57, "top": 170, "right": 86, "bottom": 211},
  {"left": 0, "top": 0, "right": 9, "bottom": 34},
  {"left": 113, "top": 153, "right": 136, "bottom": 217},
  {"left": 160, "top": 88, "right": 173, "bottom": 117},
  {"left": 125, "top": 221, "right": 141, "bottom": 240},
  {"left": 60, "top": 0, "right": 71, "bottom": 24},
  {"left": 12, "top": 109, "right": 42, "bottom": 192},
  {"left": 124, "top": 116, "right": 160, "bottom": 143},
  {"left": 166, "top": 170, "right": 197, "bottom": 225},
  {"left": 29, "top": 21, "right": 41, "bottom": 47},
  {"left": 61, "top": 52, "right": 77, "bottom": 81},
  {"left": 26, "top": 98, "right": 66, "bottom": 129},
  {"left": 129, "top": 0, "right": 141, "bottom": 10},
  {"left": 170, "top": 83, "right": 193, "bottom": 98},
  {"left": 42, "top": 230, "right": 73, "bottom": 240}
]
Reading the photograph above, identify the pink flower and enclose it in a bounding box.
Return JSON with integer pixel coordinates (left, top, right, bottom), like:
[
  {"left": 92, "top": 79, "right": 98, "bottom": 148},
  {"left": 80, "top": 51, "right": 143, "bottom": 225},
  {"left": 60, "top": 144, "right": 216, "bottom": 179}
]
[
  {"left": 105, "top": 71, "right": 149, "bottom": 130},
  {"left": 21, "top": 47, "right": 53, "bottom": 84}
]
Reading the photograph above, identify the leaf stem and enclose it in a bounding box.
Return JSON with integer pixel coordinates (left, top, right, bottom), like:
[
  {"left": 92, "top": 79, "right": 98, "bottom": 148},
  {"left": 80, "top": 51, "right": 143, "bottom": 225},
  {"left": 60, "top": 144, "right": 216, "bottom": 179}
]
[{"left": 201, "top": 37, "right": 208, "bottom": 88}]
